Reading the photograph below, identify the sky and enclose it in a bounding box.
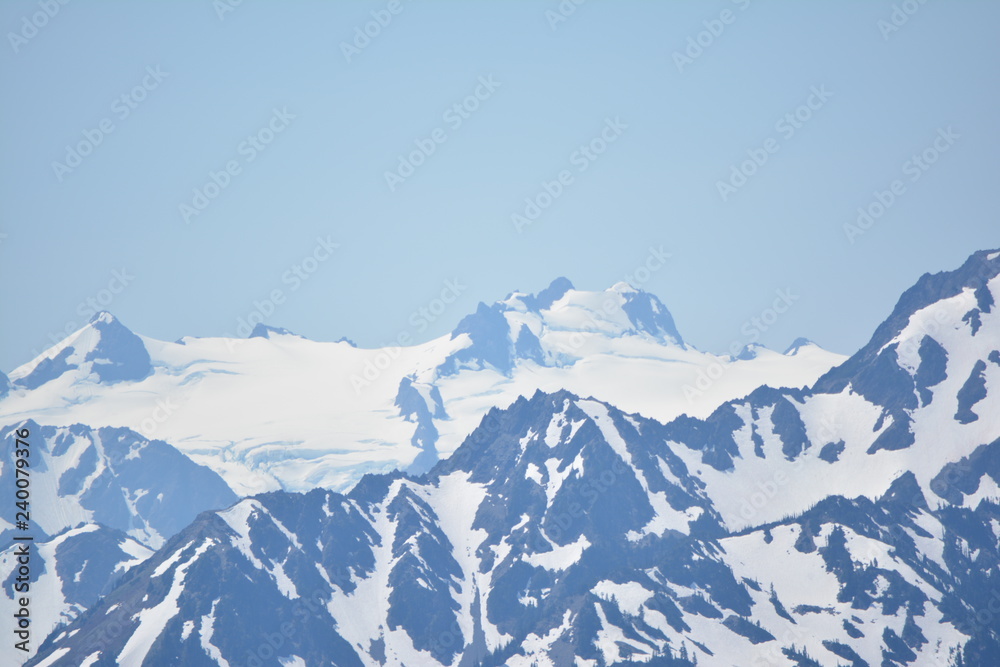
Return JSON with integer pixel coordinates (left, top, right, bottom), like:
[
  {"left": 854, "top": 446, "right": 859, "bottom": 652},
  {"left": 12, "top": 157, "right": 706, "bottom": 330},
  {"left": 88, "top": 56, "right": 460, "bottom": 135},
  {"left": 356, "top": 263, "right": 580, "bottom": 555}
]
[{"left": 1, "top": 0, "right": 998, "bottom": 372}]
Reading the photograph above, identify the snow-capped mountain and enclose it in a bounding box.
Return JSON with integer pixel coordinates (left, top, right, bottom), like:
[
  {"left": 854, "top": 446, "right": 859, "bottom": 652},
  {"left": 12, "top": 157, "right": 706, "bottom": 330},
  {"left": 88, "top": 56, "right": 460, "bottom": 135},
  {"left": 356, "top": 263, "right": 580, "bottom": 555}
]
[
  {"left": 0, "top": 421, "right": 237, "bottom": 549},
  {"left": 437, "top": 277, "right": 685, "bottom": 376},
  {"left": 0, "top": 280, "right": 844, "bottom": 496},
  {"left": 25, "top": 250, "right": 1000, "bottom": 666},
  {"left": 0, "top": 524, "right": 153, "bottom": 652},
  {"left": 12, "top": 311, "right": 152, "bottom": 390},
  {"left": 0, "top": 421, "right": 237, "bottom": 658}
]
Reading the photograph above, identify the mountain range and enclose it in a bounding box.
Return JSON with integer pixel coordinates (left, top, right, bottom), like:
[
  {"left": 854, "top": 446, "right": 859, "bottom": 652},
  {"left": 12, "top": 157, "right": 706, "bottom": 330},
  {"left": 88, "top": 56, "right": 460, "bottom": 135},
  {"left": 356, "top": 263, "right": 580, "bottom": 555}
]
[
  {"left": 0, "top": 280, "right": 842, "bottom": 496},
  {"left": 4, "top": 249, "right": 1000, "bottom": 666}
]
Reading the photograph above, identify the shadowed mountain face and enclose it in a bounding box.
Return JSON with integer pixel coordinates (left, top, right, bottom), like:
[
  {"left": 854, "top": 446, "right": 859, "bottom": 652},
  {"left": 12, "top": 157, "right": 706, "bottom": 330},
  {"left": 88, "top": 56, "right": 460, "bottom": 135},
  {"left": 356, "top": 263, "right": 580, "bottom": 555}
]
[
  {"left": 16, "top": 249, "right": 1000, "bottom": 666},
  {"left": 0, "top": 281, "right": 844, "bottom": 497},
  {"left": 0, "top": 421, "right": 237, "bottom": 549},
  {"left": 13, "top": 312, "right": 152, "bottom": 390},
  {"left": 0, "top": 420, "right": 239, "bottom": 654}
]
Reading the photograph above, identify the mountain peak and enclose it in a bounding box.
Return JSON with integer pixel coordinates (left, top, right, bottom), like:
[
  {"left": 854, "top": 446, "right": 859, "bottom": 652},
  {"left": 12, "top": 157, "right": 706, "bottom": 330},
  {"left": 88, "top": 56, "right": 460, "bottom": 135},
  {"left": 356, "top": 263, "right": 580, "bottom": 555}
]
[
  {"left": 783, "top": 337, "right": 815, "bottom": 355},
  {"left": 610, "top": 280, "right": 639, "bottom": 293},
  {"left": 89, "top": 310, "right": 118, "bottom": 326},
  {"left": 732, "top": 342, "right": 768, "bottom": 361},
  {"left": 12, "top": 312, "right": 152, "bottom": 390},
  {"left": 532, "top": 276, "right": 574, "bottom": 310},
  {"left": 248, "top": 323, "right": 304, "bottom": 340},
  {"left": 815, "top": 248, "right": 1000, "bottom": 394},
  {"left": 440, "top": 279, "right": 685, "bottom": 376}
]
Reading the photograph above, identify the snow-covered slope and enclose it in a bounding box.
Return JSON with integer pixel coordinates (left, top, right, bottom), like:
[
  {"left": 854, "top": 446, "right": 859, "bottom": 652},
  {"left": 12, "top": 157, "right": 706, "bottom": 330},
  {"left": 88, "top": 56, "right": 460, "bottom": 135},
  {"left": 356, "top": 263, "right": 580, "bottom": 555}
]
[
  {"left": 0, "top": 280, "right": 844, "bottom": 496},
  {"left": 0, "top": 421, "right": 237, "bottom": 550},
  {"left": 661, "top": 248, "right": 1000, "bottom": 532},
  {"left": 23, "top": 248, "right": 1000, "bottom": 667},
  {"left": 0, "top": 524, "right": 153, "bottom": 653},
  {"left": 0, "top": 421, "right": 235, "bottom": 665},
  {"left": 24, "top": 388, "right": 1000, "bottom": 666}
]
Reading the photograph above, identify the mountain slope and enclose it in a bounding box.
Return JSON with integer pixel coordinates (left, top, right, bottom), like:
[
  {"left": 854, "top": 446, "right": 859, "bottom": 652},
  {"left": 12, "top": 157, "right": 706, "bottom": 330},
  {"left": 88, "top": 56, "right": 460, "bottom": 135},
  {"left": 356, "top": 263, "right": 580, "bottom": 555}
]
[
  {"left": 0, "top": 524, "right": 153, "bottom": 651},
  {"left": 23, "top": 391, "right": 1000, "bottom": 665},
  {"left": 0, "top": 421, "right": 237, "bottom": 549},
  {"left": 23, "top": 248, "right": 1000, "bottom": 667},
  {"left": 0, "top": 282, "right": 844, "bottom": 496},
  {"left": 659, "top": 248, "right": 1000, "bottom": 532}
]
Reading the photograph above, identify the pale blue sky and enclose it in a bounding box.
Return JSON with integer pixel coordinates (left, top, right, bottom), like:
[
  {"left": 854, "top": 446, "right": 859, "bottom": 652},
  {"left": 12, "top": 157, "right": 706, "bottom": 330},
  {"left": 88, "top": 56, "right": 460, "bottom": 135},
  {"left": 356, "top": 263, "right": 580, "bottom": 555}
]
[{"left": 1, "top": 0, "right": 998, "bottom": 371}]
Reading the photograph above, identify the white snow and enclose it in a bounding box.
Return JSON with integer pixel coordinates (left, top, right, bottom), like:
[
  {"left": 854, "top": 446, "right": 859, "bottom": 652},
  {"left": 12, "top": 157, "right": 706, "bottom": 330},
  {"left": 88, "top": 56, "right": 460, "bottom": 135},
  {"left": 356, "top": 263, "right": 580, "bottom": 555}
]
[
  {"left": 524, "top": 463, "right": 543, "bottom": 486},
  {"left": 593, "top": 602, "right": 656, "bottom": 664},
  {"left": 118, "top": 539, "right": 214, "bottom": 665},
  {"left": 524, "top": 534, "right": 590, "bottom": 571},
  {"left": 218, "top": 500, "right": 266, "bottom": 569},
  {"left": 199, "top": 602, "right": 230, "bottom": 666},
  {"left": 508, "top": 609, "right": 574, "bottom": 667},
  {"left": 151, "top": 546, "right": 187, "bottom": 578},
  {"left": 0, "top": 291, "right": 845, "bottom": 497},
  {"left": 32, "top": 649, "right": 71, "bottom": 667},
  {"left": 592, "top": 580, "right": 654, "bottom": 616},
  {"left": 960, "top": 475, "right": 1000, "bottom": 509}
]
